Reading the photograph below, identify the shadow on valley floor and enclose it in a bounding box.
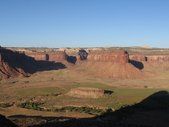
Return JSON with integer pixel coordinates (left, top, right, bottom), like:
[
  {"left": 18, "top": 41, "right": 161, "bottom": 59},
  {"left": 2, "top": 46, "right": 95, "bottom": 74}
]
[
  {"left": 130, "top": 60, "right": 144, "bottom": 70},
  {"left": 4, "top": 91, "right": 169, "bottom": 127},
  {"left": 35, "top": 60, "right": 66, "bottom": 72}
]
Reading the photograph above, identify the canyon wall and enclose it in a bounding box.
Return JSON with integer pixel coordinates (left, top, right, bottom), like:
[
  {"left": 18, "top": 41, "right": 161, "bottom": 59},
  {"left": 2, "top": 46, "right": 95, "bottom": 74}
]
[
  {"left": 25, "top": 52, "right": 48, "bottom": 61},
  {"left": 87, "top": 50, "right": 129, "bottom": 64},
  {"left": 25, "top": 51, "right": 66, "bottom": 62},
  {"left": 24, "top": 49, "right": 130, "bottom": 65},
  {"left": 129, "top": 54, "right": 147, "bottom": 62},
  {"left": 48, "top": 51, "right": 66, "bottom": 62},
  {"left": 0, "top": 47, "right": 36, "bottom": 79},
  {"left": 0, "top": 47, "right": 67, "bottom": 80},
  {"left": 146, "top": 55, "right": 169, "bottom": 63},
  {"left": 130, "top": 54, "right": 169, "bottom": 63},
  {"left": 75, "top": 49, "right": 143, "bottom": 79}
]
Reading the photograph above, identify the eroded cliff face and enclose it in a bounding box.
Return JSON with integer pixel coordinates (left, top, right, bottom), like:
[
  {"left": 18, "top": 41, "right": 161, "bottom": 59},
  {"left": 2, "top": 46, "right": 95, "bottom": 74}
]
[
  {"left": 87, "top": 50, "right": 129, "bottom": 64},
  {"left": 48, "top": 51, "right": 67, "bottom": 62},
  {"left": 0, "top": 47, "right": 149, "bottom": 79},
  {"left": 0, "top": 47, "right": 67, "bottom": 80},
  {"left": 25, "top": 52, "right": 48, "bottom": 61},
  {"left": 25, "top": 51, "right": 67, "bottom": 62},
  {"left": 20, "top": 48, "right": 143, "bottom": 79},
  {"left": 129, "top": 54, "right": 169, "bottom": 63},
  {"left": 0, "top": 47, "right": 36, "bottom": 80},
  {"left": 129, "top": 54, "right": 147, "bottom": 62},
  {"left": 146, "top": 55, "right": 169, "bottom": 63}
]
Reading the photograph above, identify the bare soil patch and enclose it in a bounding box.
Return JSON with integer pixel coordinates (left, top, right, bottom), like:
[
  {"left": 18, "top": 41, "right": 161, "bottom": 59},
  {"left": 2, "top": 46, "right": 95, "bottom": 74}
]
[{"left": 67, "top": 87, "right": 112, "bottom": 98}]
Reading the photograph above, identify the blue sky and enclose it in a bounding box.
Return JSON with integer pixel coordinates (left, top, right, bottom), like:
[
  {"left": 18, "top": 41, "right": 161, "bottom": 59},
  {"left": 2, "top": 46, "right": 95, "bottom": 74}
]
[{"left": 0, "top": 0, "right": 169, "bottom": 48}]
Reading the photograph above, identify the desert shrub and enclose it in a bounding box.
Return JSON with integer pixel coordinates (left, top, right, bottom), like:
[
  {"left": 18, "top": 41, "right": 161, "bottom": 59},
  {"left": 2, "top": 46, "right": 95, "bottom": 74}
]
[
  {"left": 0, "top": 102, "right": 13, "bottom": 108},
  {"left": 144, "top": 85, "right": 148, "bottom": 88},
  {"left": 104, "top": 90, "right": 113, "bottom": 95},
  {"left": 19, "top": 102, "right": 104, "bottom": 115},
  {"left": 52, "top": 106, "right": 104, "bottom": 115},
  {"left": 11, "top": 80, "right": 18, "bottom": 84},
  {"left": 19, "top": 102, "right": 41, "bottom": 110},
  {"left": 23, "top": 81, "right": 29, "bottom": 84}
]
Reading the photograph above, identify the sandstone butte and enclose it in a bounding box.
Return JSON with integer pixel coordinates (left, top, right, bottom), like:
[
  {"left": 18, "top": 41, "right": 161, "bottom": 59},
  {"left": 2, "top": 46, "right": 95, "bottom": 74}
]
[
  {"left": 76, "top": 50, "right": 143, "bottom": 79},
  {"left": 87, "top": 50, "right": 129, "bottom": 64}
]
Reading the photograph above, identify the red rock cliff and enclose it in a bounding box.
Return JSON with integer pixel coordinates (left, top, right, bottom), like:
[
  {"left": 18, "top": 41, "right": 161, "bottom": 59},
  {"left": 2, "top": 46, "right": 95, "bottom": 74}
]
[
  {"left": 48, "top": 51, "right": 67, "bottom": 62},
  {"left": 25, "top": 51, "right": 67, "bottom": 62},
  {"left": 130, "top": 54, "right": 169, "bottom": 63},
  {"left": 0, "top": 47, "right": 36, "bottom": 79},
  {"left": 146, "top": 55, "right": 169, "bottom": 63},
  {"left": 25, "top": 52, "right": 48, "bottom": 61},
  {"left": 75, "top": 49, "right": 142, "bottom": 79},
  {"left": 129, "top": 54, "right": 147, "bottom": 62},
  {"left": 87, "top": 50, "right": 129, "bottom": 64}
]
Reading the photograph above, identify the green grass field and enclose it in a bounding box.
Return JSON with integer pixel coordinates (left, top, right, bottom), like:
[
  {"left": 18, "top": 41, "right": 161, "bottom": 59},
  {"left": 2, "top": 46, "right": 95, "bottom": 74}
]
[{"left": 0, "top": 66, "right": 169, "bottom": 118}]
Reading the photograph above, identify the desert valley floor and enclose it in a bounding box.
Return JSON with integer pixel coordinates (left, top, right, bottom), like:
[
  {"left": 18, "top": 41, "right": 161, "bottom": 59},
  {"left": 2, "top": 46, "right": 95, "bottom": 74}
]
[{"left": 1, "top": 47, "right": 169, "bottom": 127}]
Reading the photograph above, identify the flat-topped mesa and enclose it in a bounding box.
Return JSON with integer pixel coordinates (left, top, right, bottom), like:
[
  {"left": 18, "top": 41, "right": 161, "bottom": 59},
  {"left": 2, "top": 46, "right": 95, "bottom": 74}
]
[{"left": 87, "top": 50, "right": 129, "bottom": 64}]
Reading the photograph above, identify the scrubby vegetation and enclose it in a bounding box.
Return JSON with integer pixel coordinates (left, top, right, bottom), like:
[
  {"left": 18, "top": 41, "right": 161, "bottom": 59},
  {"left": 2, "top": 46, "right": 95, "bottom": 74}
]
[
  {"left": 0, "top": 102, "right": 13, "bottom": 108},
  {"left": 19, "top": 102, "right": 42, "bottom": 110},
  {"left": 19, "top": 101, "right": 105, "bottom": 115},
  {"left": 51, "top": 106, "right": 104, "bottom": 115}
]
